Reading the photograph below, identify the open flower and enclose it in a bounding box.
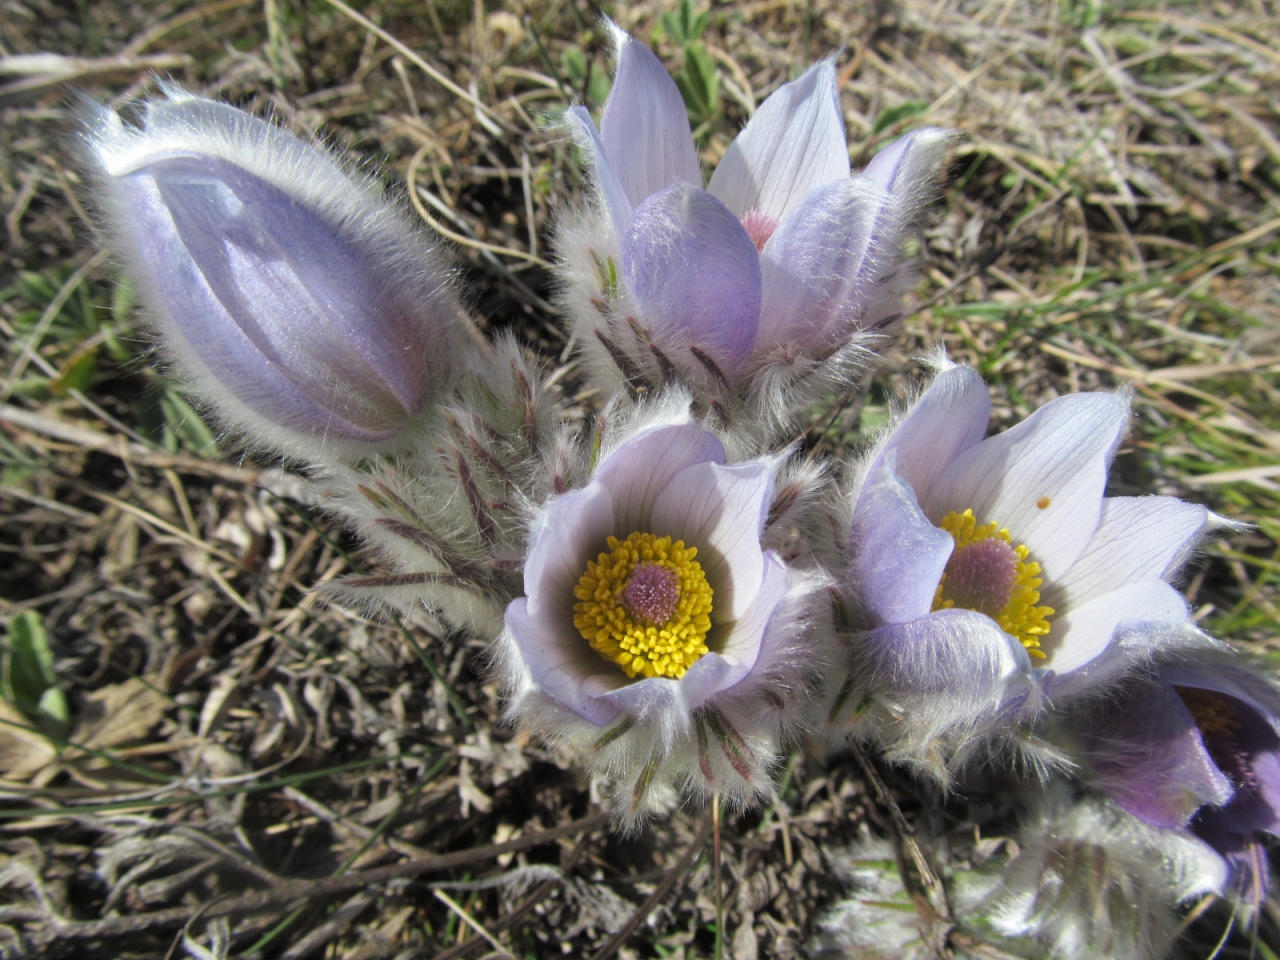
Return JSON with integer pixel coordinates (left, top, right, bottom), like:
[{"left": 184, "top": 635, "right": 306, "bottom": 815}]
[
  {"left": 499, "top": 410, "right": 829, "bottom": 821},
  {"left": 1068, "top": 654, "right": 1280, "bottom": 903},
  {"left": 838, "top": 364, "right": 1213, "bottom": 766},
  {"left": 560, "top": 27, "right": 952, "bottom": 395},
  {"left": 80, "top": 87, "right": 462, "bottom": 456}
]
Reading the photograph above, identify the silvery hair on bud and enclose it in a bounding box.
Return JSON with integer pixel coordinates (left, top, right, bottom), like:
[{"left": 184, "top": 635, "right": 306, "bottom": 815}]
[{"left": 77, "top": 84, "right": 465, "bottom": 463}]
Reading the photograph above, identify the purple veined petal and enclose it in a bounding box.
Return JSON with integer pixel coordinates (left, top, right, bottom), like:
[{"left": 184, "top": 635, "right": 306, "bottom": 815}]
[
  {"left": 506, "top": 598, "right": 622, "bottom": 727},
  {"left": 927, "top": 391, "right": 1129, "bottom": 581},
  {"left": 876, "top": 366, "right": 991, "bottom": 509},
  {"left": 1079, "top": 679, "right": 1234, "bottom": 830},
  {"left": 565, "top": 105, "right": 633, "bottom": 236},
  {"left": 755, "top": 177, "right": 886, "bottom": 353},
  {"left": 114, "top": 171, "right": 384, "bottom": 440},
  {"left": 707, "top": 60, "right": 850, "bottom": 221},
  {"left": 649, "top": 460, "right": 774, "bottom": 621},
  {"left": 522, "top": 481, "right": 615, "bottom": 630},
  {"left": 601, "top": 35, "right": 702, "bottom": 208},
  {"left": 861, "top": 607, "right": 1033, "bottom": 700},
  {"left": 862, "top": 127, "right": 956, "bottom": 200},
  {"left": 84, "top": 91, "right": 459, "bottom": 445},
  {"left": 1043, "top": 579, "right": 1189, "bottom": 675},
  {"left": 1042, "top": 497, "right": 1210, "bottom": 611},
  {"left": 594, "top": 423, "right": 725, "bottom": 536},
  {"left": 851, "top": 458, "right": 954, "bottom": 625},
  {"left": 621, "top": 183, "right": 762, "bottom": 377}
]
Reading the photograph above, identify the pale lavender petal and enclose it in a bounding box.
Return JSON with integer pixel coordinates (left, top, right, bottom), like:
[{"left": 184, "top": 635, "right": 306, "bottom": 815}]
[
  {"left": 565, "top": 105, "right": 633, "bottom": 235},
  {"left": 595, "top": 423, "right": 724, "bottom": 535},
  {"left": 862, "top": 127, "right": 955, "bottom": 200},
  {"left": 522, "top": 481, "right": 615, "bottom": 631},
  {"left": 601, "top": 37, "right": 701, "bottom": 207},
  {"left": 851, "top": 459, "right": 953, "bottom": 625},
  {"left": 85, "top": 92, "right": 457, "bottom": 444},
  {"left": 650, "top": 460, "right": 773, "bottom": 620},
  {"left": 876, "top": 365, "right": 990, "bottom": 508},
  {"left": 621, "top": 183, "right": 762, "bottom": 376},
  {"left": 1043, "top": 579, "right": 1189, "bottom": 675},
  {"left": 707, "top": 61, "right": 850, "bottom": 220},
  {"left": 507, "top": 599, "right": 622, "bottom": 727},
  {"left": 1080, "top": 680, "right": 1233, "bottom": 829},
  {"left": 861, "top": 608, "right": 1033, "bottom": 700},
  {"left": 1043, "top": 497, "right": 1210, "bottom": 611},
  {"left": 928, "top": 391, "right": 1129, "bottom": 581},
  {"left": 755, "top": 178, "right": 885, "bottom": 352}
]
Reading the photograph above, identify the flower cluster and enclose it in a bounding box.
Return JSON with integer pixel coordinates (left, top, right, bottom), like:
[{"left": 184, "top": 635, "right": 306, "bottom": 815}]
[{"left": 81, "top": 22, "right": 1275, "bottom": 955}]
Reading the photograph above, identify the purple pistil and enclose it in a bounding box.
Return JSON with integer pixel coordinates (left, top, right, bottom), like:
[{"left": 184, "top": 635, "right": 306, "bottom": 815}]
[
  {"left": 941, "top": 538, "right": 1018, "bottom": 617},
  {"left": 622, "top": 563, "right": 680, "bottom": 625}
]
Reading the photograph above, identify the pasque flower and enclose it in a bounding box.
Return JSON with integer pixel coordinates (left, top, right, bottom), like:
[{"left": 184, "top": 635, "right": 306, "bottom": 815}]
[
  {"left": 499, "top": 406, "right": 829, "bottom": 821},
  {"left": 80, "top": 87, "right": 462, "bottom": 455},
  {"left": 838, "top": 364, "right": 1213, "bottom": 765},
  {"left": 1068, "top": 653, "right": 1280, "bottom": 903},
  {"left": 560, "top": 27, "right": 952, "bottom": 396}
]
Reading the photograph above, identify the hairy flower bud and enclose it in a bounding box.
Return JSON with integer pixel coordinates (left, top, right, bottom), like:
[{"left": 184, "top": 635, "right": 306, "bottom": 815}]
[{"left": 80, "top": 87, "right": 462, "bottom": 455}]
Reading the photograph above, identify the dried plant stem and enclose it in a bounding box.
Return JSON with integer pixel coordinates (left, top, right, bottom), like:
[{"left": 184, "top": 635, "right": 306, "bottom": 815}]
[{"left": 25, "top": 812, "right": 609, "bottom": 957}]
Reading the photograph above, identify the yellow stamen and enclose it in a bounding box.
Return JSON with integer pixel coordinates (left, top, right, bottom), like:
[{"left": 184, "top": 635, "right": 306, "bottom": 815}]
[
  {"left": 573, "top": 531, "right": 714, "bottom": 679},
  {"left": 931, "top": 508, "right": 1054, "bottom": 658},
  {"left": 1177, "top": 688, "right": 1241, "bottom": 737}
]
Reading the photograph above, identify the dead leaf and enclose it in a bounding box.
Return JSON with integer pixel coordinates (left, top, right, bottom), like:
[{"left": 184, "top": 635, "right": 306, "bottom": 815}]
[
  {"left": 72, "top": 677, "right": 168, "bottom": 754},
  {"left": 0, "top": 698, "right": 56, "bottom": 780}
]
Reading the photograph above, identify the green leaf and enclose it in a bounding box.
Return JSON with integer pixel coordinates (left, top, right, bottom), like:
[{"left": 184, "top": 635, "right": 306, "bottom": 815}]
[
  {"left": 872, "top": 101, "right": 928, "bottom": 135},
  {"left": 661, "top": 0, "right": 709, "bottom": 45},
  {"left": 48, "top": 345, "right": 98, "bottom": 396},
  {"left": 560, "top": 45, "right": 588, "bottom": 87},
  {"left": 676, "top": 43, "right": 720, "bottom": 127},
  {"left": 139, "top": 385, "right": 220, "bottom": 457},
  {"left": 3, "top": 611, "right": 68, "bottom": 737}
]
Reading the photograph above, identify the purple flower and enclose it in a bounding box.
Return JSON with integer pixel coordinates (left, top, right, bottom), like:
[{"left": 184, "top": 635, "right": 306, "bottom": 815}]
[
  {"left": 840, "top": 365, "right": 1212, "bottom": 759},
  {"left": 80, "top": 88, "right": 461, "bottom": 454},
  {"left": 500, "top": 412, "right": 828, "bottom": 820},
  {"left": 1071, "top": 656, "right": 1280, "bottom": 901},
  {"left": 563, "top": 29, "right": 952, "bottom": 385}
]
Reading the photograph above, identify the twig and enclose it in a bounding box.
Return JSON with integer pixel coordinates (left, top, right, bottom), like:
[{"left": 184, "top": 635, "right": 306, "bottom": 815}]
[
  {"left": 24, "top": 812, "right": 609, "bottom": 956},
  {"left": 587, "top": 810, "right": 713, "bottom": 960}
]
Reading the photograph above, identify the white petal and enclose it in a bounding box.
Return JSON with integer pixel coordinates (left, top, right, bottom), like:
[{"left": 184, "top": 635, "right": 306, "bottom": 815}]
[
  {"left": 1042, "top": 496, "right": 1210, "bottom": 611},
  {"left": 601, "top": 37, "right": 702, "bottom": 208},
  {"left": 877, "top": 365, "right": 990, "bottom": 508},
  {"left": 506, "top": 600, "right": 622, "bottom": 727},
  {"left": 928, "top": 392, "right": 1129, "bottom": 581},
  {"left": 707, "top": 61, "right": 850, "bottom": 220},
  {"left": 523, "top": 481, "right": 615, "bottom": 633},
  {"left": 595, "top": 423, "right": 724, "bottom": 535},
  {"left": 649, "top": 460, "right": 773, "bottom": 621},
  {"left": 565, "top": 105, "right": 633, "bottom": 236},
  {"left": 1046, "top": 579, "right": 1190, "bottom": 675}
]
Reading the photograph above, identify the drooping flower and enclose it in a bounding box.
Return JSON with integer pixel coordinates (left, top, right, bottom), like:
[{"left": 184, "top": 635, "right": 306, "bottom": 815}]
[
  {"left": 558, "top": 27, "right": 953, "bottom": 418},
  {"left": 498, "top": 403, "right": 830, "bottom": 823},
  {"left": 1066, "top": 652, "right": 1280, "bottom": 903},
  {"left": 80, "top": 87, "right": 463, "bottom": 457},
  {"left": 835, "top": 363, "right": 1214, "bottom": 770}
]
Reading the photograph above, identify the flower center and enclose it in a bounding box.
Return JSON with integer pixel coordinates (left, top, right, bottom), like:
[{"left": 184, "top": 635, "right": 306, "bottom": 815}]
[
  {"left": 1177, "top": 687, "right": 1256, "bottom": 793},
  {"left": 741, "top": 208, "right": 779, "bottom": 251},
  {"left": 931, "top": 508, "right": 1053, "bottom": 658},
  {"left": 573, "top": 531, "right": 714, "bottom": 680}
]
